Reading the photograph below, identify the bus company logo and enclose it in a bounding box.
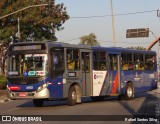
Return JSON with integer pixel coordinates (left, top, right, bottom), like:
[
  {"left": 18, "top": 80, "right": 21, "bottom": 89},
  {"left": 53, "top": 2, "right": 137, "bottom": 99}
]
[{"left": 94, "top": 74, "right": 103, "bottom": 79}]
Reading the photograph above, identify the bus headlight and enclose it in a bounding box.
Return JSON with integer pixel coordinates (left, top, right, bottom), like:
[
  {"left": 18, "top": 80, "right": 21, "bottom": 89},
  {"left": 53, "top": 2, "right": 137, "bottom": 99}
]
[{"left": 37, "top": 82, "right": 49, "bottom": 92}]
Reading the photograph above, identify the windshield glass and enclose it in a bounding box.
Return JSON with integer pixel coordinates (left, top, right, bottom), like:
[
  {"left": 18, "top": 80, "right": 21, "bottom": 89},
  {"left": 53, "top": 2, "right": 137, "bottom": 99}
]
[{"left": 8, "top": 54, "right": 48, "bottom": 76}]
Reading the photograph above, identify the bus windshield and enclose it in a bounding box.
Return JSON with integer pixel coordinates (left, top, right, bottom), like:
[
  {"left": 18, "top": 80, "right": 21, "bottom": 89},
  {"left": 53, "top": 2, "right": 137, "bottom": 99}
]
[{"left": 8, "top": 54, "right": 48, "bottom": 76}]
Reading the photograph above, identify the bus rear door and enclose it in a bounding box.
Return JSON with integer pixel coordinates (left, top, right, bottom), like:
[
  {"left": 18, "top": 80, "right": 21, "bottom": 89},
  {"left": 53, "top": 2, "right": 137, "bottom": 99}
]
[
  {"left": 81, "top": 52, "right": 91, "bottom": 96},
  {"left": 108, "top": 53, "right": 121, "bottom": 95}
]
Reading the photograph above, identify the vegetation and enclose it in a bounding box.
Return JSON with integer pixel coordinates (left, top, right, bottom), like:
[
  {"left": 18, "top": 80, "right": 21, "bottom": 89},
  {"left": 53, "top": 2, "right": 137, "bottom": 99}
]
[
  {"left": 0, "top": 76, "right": 6, "bottom": 90},
  {"left": 79, "top": 33, "right": 100, "bottom": 46}
]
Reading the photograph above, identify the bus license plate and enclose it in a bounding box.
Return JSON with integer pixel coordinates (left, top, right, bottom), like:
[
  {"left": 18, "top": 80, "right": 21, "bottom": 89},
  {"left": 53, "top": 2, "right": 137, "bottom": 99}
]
[{"left": 19, "top": 93, "right": 27, "bottom": 97}]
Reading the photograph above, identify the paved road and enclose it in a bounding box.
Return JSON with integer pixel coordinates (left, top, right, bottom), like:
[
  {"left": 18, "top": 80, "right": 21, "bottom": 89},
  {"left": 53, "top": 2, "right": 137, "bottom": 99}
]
[{"left": 0, "top": 89, "right": 160, "bottom": 124}]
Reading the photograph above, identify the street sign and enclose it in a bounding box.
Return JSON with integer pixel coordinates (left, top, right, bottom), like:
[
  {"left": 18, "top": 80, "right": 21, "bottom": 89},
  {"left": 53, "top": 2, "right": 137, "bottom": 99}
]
[{"left": 126, "top": 28, "right": 149, "bottom": 38}]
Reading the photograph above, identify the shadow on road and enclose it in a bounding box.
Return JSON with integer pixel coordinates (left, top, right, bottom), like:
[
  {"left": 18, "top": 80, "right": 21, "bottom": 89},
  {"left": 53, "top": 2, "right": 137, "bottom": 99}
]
[
  {"left": 118, "top": 90, "right": 159, "bottom": 124},
  {"left": 16, "top": 89, "right": 160, "bottom": 123}
]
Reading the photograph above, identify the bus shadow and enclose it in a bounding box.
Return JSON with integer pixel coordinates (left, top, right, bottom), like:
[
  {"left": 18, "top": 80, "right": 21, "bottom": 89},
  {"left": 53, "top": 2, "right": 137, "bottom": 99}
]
[
  {"left": 17, "top": 89, "right": 160, "bottom": 119},
  {"left": 118, "top": 89, "right": 159, "bottom": 124},
  {"left": 17, "top": 96, "right": 117, "bottom": 108}
]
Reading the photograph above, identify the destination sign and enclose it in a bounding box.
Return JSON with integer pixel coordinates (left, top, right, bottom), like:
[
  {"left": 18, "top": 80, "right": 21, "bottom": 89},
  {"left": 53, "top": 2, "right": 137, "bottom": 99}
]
[{"left": 14, "top": 45, "right": 41, "bottom": 51}]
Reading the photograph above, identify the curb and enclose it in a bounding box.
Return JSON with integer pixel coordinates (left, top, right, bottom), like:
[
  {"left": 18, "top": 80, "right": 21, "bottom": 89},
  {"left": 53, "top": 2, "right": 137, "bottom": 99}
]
[{"left": 0, "top": 98, "right": 12, "bottom": 103}]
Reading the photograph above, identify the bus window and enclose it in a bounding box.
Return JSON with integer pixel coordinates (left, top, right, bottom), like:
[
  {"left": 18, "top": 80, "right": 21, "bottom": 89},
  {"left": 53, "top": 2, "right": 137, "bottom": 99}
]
[
  {"left": 134, "top": 54, "right": 144, "bottom": 70},
  {"left": 82, "top": 52, "right": 90, "bottom": 72},
  {"left": 109, "top": 55, "right": 117, "bottom": 70},
  {"left": 121, "top": 53, "right": 133, "bottom": 70},
  {"left": 9, "top": 54, "right": 48, "bottom": 76},
  {"left": 93, "top": 51, "right": 107, "bottom": 70},
  {"left": 145, "top": 54, "right": 155, "bottom": 70},
  {"left": 51, "top": 48, "right": 64, "bottom": 70},
  {"left": 67, "top": 49, "right": 80, "bottom": 70}
]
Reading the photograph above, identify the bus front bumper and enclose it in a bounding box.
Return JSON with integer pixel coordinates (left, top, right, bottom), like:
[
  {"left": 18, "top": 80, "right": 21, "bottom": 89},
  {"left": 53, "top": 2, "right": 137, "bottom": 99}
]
[{"left": 7, "top": 88, "right": 50, "bottom": 100}]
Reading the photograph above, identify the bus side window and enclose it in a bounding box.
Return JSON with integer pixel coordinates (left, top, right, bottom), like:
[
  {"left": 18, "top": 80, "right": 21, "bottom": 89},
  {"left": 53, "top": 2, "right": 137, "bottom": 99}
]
[
  {"left": 67, "top": 54, "right": 75, "bottom": 69},
  {"left": 134, "top": 54, "right": 144, "bottom": 70},
  {"left": 109, "top": 55, "right": 117, "bottom": 70},
  {"left": 93, "top": 51, "right": 107, "bottom": 70},
  {"left": 145, "top": 54, "right": 155, "bottom": 70},
  {"left": 121, "top": 53, "right": 133, "bottom": 70},
  {"left": 67, "top": 49, "right": 80, "bottom": 70},
  {"left": 52, "top": 53, "right": 58, "bottom": 69},
  {"left": 50, "top": 48, "right": 64, "bottom": 71}
]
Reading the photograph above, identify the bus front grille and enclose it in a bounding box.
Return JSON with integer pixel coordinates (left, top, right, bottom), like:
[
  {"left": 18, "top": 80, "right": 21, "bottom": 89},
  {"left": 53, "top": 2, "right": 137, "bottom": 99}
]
[{"left": 8, "top": 77, "right": 39, "bottom": 85}]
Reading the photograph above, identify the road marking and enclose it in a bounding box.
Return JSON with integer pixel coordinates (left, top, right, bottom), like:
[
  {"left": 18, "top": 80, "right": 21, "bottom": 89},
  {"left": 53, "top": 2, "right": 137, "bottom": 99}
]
[
  {"left": 0, "top": 99, "right": 12, "bottom": 103},
  {"left": 7, "top": 108, "right": 19, "bottom": 112}
]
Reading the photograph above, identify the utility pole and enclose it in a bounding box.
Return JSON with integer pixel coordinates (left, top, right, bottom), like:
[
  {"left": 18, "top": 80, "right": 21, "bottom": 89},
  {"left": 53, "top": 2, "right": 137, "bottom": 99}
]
[
  {"left": 110, "top": 0, "right": 116, "bottom": 47},
  {"left": 17, "top": 18, "right": 20, "bottom": 39},
  {"left": 157, "top": 9, "right": 160, "bottom": 86}
]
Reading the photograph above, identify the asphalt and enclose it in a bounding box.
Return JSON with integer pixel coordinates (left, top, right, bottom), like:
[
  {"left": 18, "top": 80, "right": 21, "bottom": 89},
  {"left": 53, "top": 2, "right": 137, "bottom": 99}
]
[
  {"left": 0, "top": 90, "right": 10, "bottom": 102},
  {"left": 1, "top": 88, "right": 160, "bottom": 116}
]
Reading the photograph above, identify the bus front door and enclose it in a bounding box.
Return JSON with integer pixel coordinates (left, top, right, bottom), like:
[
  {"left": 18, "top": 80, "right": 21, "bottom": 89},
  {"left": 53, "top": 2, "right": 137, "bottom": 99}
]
[
  {"left": 81, "top": 52, "right": 91, "bottom": 96},
  {"left": 109, "top": 54, "right": 120, "bottom": 95}
]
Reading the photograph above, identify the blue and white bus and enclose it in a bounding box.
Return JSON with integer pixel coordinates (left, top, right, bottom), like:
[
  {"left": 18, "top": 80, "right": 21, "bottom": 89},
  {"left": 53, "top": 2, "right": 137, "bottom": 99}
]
[{"left": 7, "top": 42, "right": 157, "bottom": 106}]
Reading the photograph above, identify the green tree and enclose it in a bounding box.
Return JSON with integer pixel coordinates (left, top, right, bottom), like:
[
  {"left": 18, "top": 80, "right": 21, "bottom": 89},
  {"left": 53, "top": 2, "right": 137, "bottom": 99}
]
[
  {"left": 80, "top": 33, "right": 100, "bottom": 46},
  {"left": 0, "top": 0, "right": 69, "bottom": 42}
]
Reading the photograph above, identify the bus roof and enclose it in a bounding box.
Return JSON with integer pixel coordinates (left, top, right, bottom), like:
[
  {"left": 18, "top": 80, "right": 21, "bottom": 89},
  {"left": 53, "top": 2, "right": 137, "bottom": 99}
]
[
  {"left": 10, "top": 41, "right": 156, "bottom": 54},
  {"left": 92, "top": 46, "right": 156, "bottom": 54}
]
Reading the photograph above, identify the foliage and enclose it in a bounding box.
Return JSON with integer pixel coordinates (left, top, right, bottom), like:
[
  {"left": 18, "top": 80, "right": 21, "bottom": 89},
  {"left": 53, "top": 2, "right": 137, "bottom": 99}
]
[
  {"left": 0, "top": 0, "right": 69, "bottom": 42},
  {"left": 0, "top": 76, "right": 6, "bottom": 90},
  {"left": 80, "top": 33, "right": 100, "bottom": 46},
  {"left": 0, "top": 42, "right": 8, "bottom": 76}
]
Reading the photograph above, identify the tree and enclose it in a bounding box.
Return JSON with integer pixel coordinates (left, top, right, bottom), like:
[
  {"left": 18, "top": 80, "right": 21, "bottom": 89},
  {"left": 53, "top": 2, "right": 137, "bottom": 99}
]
[
  {"left": 0, "top": 42, "right": 8, "bottom": 75},
  {"left": 79, "top": 33, "right": 100, "bottom": 46},
  {"left": 0, "top": 0, "right": 69, "bottom": 75},
  {"left": 0, "top": 0, "right": 69, "bottom": 42}
]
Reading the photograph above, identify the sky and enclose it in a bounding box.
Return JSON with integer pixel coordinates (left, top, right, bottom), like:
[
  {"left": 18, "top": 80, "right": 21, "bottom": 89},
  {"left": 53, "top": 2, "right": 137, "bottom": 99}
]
[{"left": 55, "top": 0, "right": 160, "bottom": 51}]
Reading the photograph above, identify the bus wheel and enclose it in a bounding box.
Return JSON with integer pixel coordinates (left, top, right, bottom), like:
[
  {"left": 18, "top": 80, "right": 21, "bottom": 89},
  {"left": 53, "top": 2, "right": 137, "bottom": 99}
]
[
  {"left": 68, "top": 86, "right": 77, "bottom": 106},
  {"left": 33, "top": 99, "right": 44, "bottom": 107},
  {"left": 125, "top": 83, "right": 134, "bottom": 100}
]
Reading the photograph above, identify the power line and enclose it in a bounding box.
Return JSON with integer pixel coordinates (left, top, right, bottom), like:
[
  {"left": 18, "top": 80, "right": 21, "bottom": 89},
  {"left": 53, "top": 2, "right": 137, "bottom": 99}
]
[{"left": 70, "top": 9, "right": 157, "bottom": 19}]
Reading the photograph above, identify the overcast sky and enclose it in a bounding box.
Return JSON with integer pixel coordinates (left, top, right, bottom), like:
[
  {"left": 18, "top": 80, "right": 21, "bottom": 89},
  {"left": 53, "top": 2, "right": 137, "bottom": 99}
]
[{"left": 55, "top": 0, "right": 160, "bottom": 51}]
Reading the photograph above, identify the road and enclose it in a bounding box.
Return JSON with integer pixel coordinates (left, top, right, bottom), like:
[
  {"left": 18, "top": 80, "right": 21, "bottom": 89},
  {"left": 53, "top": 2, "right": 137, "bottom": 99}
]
[{"left": 0, "top": 89, "right": 160, "bottom": 124}]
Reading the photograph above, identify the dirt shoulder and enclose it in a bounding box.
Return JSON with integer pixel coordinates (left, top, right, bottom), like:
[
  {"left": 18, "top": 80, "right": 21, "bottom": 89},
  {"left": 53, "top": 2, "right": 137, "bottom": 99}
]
[{"left": 0, "top": 90, "right": 9, "bottom": 102}]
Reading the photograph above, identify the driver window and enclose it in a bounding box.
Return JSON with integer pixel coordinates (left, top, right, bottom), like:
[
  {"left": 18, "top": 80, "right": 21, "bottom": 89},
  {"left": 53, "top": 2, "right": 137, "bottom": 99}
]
[{"left": 51, "top": 48, "right": 64, "bottom": 70}]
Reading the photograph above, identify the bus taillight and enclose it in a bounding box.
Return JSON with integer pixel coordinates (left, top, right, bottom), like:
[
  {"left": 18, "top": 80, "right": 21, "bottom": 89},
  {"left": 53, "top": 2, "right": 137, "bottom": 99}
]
[{"left": 9, "top": 86, "right": 21, "bottom": 91}]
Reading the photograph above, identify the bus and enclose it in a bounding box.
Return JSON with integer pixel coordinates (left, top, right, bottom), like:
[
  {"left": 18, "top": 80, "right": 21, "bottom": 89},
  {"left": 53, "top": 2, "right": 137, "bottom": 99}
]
[{"left": 7, "top": 42, "right": 157, "bottom": 107}]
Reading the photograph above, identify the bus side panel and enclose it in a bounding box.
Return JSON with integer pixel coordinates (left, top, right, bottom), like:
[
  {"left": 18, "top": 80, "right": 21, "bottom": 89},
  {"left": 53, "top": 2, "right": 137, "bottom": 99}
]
[
  {"left": 121, "top": 71, "right": 143, "bottom": 93},
  {"left": 143, "top": 71, "right": 157, "bottom": 91},
  {"left": 48, "top": 76, "right": 63, "bottom": 99},
  {"left": 121, "top": 70, "right": 157, "bottom": 95},
  {"left": 92, "top": 70, "right": 107, "bottom": 96},
  {"left": 99, "top": 71, "right": 119, "bottom": 96},
  {"left": 99, "top": 71, "right": 110, "bottom": 95}
]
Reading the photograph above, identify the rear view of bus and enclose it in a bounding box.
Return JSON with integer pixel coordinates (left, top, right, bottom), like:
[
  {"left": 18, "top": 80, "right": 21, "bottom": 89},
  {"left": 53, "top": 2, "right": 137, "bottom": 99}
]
[{"left": 7, "top": 43, "right": 48, "bottom": 106}]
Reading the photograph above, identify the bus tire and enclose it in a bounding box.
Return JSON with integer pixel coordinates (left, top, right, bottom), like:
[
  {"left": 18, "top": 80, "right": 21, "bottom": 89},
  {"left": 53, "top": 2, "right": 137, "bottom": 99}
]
[
  {"left": 68, "top": 86, "right": 77, "bottom": 106},
  {"left": 125, "top": 83, "right": 134, "bottom": 100},
  {"left": 33, "top": 99, "right": 44, "bottom": 107}
]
